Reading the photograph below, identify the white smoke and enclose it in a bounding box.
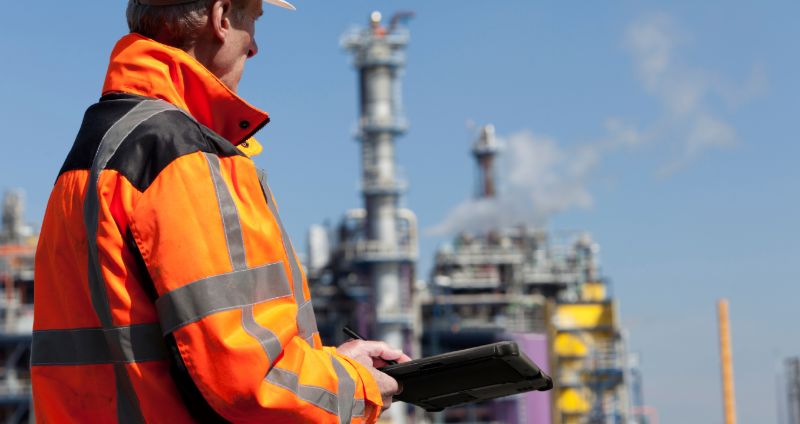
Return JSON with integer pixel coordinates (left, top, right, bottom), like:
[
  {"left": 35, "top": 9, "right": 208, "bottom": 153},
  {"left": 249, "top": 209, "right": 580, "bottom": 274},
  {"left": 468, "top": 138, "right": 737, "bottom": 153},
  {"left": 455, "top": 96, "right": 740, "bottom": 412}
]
[
  {"left": 428, "top": 13, "right": 765, "bottom": 236},
  {"left": 428, "top": 124, "right": 641, "bottom": 236}
]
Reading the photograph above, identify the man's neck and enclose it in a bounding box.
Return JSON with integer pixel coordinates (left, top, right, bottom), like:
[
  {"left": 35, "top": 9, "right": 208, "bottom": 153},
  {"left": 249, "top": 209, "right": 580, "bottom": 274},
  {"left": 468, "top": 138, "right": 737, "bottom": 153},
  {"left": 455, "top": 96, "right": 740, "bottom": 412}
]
[{"left": 184, "top": 39, "right": 237, "bottom": 93}]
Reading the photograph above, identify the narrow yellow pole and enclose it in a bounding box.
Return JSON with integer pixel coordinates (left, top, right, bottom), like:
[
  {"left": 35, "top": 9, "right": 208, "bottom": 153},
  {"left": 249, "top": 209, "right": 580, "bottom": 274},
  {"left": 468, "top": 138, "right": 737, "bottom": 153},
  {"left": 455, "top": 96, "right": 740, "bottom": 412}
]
[{"left": 717, "top": 299, "right": 737, "bottom": 424}]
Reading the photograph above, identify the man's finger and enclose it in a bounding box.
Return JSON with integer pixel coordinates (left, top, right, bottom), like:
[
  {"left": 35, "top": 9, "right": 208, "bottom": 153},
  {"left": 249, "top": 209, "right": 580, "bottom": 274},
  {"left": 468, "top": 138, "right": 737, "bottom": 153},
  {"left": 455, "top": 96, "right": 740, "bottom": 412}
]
[
  {"left": 338, "top": 339, "right": 411, "bottom": 366},
  {"left": 374, "top": 346, "right": 406, "bottom": 362},
  {"left": 350, "top": 340, "right": 405, "bottom": 361},
  {"left": 396, "top": 353, "right": 413, "bottom": 363}
]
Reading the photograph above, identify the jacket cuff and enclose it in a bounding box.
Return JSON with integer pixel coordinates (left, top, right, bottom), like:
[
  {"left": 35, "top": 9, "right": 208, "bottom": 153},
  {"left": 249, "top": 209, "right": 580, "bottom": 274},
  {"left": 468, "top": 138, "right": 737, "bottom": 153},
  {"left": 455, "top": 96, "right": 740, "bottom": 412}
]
[{"left": 327, "top": 348, "right": 383, "bottom": 423}]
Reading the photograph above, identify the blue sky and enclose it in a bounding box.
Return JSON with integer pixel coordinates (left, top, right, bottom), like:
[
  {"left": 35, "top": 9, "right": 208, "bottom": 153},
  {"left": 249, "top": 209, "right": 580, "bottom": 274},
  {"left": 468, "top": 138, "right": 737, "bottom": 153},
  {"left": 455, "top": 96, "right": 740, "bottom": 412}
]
[{"left": 1, "top": 1, "right": 798, "bottom": 422}]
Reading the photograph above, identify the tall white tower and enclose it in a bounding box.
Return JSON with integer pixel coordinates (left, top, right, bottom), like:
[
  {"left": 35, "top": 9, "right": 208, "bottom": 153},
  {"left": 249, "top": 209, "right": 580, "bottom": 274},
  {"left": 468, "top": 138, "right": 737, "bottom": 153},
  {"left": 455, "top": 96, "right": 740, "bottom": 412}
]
[{"left": 342, "top": 7, "right": 417, "bottom": 370}]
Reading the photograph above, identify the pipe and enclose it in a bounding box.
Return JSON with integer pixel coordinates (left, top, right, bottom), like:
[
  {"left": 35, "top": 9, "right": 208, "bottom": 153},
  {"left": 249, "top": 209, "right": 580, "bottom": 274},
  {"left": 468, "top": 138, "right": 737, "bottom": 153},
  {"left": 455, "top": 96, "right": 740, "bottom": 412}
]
[{"left": 718, "top": 299, "right": 737, "bottom": 424}]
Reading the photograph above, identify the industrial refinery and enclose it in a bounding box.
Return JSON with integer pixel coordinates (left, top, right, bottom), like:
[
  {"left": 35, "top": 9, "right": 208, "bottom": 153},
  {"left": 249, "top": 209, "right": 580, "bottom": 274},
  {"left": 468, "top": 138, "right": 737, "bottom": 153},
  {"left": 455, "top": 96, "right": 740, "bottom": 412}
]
[
  {"left": 0, "top": 7, "right": 795, "bottom": 424},
  {"left": 306, "top": 12, "right": 640, "bottom": 424}
]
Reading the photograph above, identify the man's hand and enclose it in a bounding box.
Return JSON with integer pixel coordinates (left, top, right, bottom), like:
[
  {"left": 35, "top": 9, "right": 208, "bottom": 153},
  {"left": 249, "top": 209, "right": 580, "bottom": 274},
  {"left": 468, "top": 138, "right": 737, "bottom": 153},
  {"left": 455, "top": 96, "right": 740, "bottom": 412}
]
[{"left": 337, "top": 340, "right": 412, "bottom": 412}]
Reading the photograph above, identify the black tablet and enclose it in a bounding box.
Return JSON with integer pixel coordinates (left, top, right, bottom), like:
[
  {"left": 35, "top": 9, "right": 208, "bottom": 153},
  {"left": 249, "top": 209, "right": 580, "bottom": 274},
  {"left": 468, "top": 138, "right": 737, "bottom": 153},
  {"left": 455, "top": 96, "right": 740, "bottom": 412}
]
[{"left": 379, "top": 341, "right": 553, "bottom": 412}]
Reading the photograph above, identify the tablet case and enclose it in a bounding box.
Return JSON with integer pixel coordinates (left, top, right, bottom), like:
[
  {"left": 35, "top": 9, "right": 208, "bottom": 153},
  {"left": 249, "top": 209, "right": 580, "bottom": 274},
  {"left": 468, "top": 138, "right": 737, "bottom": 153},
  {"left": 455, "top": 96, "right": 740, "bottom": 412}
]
[{"left": 380, "top": 341, "right": 553, "bottom": 412}]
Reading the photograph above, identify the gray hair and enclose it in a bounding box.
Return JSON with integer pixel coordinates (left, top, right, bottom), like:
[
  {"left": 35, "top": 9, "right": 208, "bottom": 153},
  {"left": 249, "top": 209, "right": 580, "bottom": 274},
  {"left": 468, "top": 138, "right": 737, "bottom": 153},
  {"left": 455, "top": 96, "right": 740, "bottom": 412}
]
[{"left": 126, "top": 0, "right": 247, "bottom": 49}]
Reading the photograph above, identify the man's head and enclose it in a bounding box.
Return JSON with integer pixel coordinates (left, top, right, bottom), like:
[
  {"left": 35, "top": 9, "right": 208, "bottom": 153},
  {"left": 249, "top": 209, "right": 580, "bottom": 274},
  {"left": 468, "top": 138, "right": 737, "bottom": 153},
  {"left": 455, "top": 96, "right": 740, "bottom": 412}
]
[{"left": 127, "top": 0, "right": 263, "bottom": 92}]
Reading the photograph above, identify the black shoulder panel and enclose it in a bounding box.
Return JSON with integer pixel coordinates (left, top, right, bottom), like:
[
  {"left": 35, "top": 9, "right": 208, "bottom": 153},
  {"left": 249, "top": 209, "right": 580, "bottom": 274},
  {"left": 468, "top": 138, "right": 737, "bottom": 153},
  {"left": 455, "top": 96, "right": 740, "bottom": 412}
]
[
  {"left": 60, "top": 93, "right": 245, "bottom": 192},
  {"left": 59, "top": 94, "right": 143, "bottom": 177},
  {"left": 106, "top": 109, "right": 243, "bottom": 192}
]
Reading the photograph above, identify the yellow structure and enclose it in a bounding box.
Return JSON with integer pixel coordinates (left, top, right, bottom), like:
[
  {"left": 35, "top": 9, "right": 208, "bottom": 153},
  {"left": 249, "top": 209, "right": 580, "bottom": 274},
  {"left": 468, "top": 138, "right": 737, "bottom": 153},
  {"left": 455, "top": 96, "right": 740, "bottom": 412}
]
[
  {"left": 551, "top": 280, "right": 629, "bottom": 424},
  {"left": 718, "top": 299, "right": 737, "bottom": 424}
]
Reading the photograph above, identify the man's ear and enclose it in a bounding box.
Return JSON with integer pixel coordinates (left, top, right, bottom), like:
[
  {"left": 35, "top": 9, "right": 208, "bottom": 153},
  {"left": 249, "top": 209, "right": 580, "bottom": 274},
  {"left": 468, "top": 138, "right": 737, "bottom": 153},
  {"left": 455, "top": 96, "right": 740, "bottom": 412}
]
[{"left": 210, "top": 0, "right": 233, "bottom": 43}]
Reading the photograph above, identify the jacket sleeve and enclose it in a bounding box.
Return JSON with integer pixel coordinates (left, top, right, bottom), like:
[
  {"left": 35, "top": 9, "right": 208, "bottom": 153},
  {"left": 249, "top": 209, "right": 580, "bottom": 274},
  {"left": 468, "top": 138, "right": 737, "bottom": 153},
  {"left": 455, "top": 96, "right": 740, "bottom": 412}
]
[{"left": 129, "top": 150, "right": 383, "bottom": 423}]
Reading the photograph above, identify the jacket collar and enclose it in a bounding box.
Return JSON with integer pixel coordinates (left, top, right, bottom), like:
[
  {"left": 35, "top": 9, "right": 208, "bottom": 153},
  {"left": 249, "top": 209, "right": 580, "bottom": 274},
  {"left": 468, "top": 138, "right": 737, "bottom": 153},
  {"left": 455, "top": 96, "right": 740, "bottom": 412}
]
[{"left": 102, "top": 33, "right": 267, "bottom": 155}]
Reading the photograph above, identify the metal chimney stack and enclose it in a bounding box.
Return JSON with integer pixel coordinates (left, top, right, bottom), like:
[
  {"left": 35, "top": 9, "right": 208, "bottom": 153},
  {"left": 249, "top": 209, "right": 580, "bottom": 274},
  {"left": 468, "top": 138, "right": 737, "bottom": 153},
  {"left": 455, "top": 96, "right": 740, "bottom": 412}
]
[
  {"left": 472, "top": 124, "right": 499, "bottom": 198},
  {"left": 342, "top": 10, "right": 415, "bottom": 363}
]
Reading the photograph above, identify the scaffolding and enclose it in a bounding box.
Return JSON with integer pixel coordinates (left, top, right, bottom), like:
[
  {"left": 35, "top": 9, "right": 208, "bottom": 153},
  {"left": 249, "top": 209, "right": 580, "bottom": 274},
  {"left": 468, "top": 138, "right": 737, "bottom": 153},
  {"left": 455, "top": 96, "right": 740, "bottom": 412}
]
[{"left": 0, "top": 191, "right": 35, "bottom": 424}]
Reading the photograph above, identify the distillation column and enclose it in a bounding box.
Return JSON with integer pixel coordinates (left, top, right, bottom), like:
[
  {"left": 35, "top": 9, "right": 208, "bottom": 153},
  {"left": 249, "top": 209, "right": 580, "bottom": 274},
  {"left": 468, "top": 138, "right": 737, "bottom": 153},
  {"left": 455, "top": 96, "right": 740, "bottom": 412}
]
[{"left": 343, "top": 9, "right": 415, "bottom": 400}]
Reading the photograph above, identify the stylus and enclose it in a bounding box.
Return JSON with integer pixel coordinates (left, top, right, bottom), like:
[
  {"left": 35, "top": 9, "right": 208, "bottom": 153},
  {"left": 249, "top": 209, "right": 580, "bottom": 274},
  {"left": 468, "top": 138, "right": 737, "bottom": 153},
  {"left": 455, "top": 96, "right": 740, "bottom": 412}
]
[{"left": 342, "top": 326, "right": 398, "bottom": 366}]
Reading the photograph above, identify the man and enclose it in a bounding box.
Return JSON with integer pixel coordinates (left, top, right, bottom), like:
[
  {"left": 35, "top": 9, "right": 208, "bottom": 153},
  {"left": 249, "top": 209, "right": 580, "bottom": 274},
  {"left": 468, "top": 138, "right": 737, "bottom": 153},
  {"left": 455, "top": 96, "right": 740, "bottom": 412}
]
[{"left": 31, "top": 0, "right": 408, "bottom": 422}]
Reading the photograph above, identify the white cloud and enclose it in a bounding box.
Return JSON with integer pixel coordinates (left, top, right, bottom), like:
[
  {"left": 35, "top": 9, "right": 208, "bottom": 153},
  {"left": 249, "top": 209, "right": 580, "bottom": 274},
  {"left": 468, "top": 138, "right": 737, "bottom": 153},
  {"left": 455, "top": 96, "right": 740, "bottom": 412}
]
[
  {"left": 626, "top": 13, "right": 751, "bottom": 174},
  {"left": 686, "top": 114, "right": 737, "bottom": 155},
  {"left": 715, "top": 64, "right": 769, "bottom": 108},
  {"left": 626, "top": 13, "right": 677, "bottom": 93}
]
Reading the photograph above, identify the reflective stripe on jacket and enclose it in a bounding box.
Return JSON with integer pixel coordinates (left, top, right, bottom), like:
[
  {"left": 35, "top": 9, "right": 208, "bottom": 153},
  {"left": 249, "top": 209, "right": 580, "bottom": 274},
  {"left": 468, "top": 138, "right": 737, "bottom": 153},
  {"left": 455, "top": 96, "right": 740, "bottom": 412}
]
[{"left": 32, "top": 33, "right": 382, "bottom": 423}]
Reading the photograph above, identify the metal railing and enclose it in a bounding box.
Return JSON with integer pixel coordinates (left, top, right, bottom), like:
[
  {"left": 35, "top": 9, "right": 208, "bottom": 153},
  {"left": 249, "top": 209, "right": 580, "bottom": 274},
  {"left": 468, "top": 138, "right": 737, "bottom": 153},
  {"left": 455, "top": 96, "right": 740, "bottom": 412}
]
[
  {"left": 436, "top": 249, "right": 524, "bottom": 266},
  {"left": 341, "top": 239, "right": 418, "bottom": 263},
  {"left": 443, "top": 268, "right": 501, "bottom": 289}
]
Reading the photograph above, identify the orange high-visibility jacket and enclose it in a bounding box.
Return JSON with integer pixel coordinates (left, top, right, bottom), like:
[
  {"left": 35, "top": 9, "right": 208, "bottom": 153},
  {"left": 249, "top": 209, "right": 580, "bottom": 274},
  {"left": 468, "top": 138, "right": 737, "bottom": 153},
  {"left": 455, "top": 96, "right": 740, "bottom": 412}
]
[{"left": 32, "top": 33, "right": 382, "bottom": 423}]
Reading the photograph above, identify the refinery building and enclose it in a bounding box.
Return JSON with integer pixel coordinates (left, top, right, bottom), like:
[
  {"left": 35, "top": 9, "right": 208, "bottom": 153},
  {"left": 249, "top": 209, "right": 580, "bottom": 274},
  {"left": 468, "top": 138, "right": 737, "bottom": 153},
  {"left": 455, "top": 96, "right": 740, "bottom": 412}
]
[{"left": 305, "top": 12, "right": 641, "bottom": 424}]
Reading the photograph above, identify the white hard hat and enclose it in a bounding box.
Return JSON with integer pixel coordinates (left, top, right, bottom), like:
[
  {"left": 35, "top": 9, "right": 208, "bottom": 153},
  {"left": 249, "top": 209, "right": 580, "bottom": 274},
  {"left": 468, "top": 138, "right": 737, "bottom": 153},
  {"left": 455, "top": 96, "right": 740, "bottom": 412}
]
[
  {"left": 137, "top": 0, "right": 295, "bottom": 10},
  {"left": 264, "top": 0, "right": 294, "bottom": 10}
]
